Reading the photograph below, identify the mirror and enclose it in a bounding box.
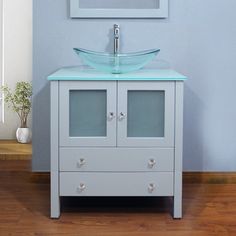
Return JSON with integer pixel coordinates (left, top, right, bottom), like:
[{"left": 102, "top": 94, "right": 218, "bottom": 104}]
[{"left": 70, "top": 0, "right": 168, "bottom": 18}]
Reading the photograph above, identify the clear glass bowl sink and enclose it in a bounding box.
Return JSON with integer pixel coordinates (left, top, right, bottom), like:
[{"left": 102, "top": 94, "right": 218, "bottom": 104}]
[{"left": 73, "top": 48, "right": 160, "bottom": 74}]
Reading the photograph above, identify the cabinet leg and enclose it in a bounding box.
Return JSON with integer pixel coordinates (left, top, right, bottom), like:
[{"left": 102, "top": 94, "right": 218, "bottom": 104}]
[
  {"left": 173, "top": 195, "right": 182, "bottom": 219},
  {"left": 50, "top": 171, "right": 60, "bottom": 218},
  {"left": 51, "top": 195, "right": 60, "bottom": 218},
  {"left": 173, "top": 172, "right": 182, "bottom": 218}
]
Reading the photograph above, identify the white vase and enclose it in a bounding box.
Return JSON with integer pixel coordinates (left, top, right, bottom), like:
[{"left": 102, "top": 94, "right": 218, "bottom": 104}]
[{"left": 16, "top": 128, "right": 32, "bottom": 144}]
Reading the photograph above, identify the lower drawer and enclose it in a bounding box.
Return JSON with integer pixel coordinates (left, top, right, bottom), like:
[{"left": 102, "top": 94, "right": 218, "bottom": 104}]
[{"left": 60, "top": 172, "right": 173, "bottom": 196}]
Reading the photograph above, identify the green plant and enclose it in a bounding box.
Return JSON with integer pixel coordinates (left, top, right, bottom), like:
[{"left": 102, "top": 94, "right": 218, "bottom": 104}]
[{"left": 1, "top": 82, "right": 32, "bottom": 128}]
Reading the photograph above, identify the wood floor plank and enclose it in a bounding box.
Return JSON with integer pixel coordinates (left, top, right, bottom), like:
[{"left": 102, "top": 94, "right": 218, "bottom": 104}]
[{"left": 0, "top": 160, "right": 236, "bottom": 235}]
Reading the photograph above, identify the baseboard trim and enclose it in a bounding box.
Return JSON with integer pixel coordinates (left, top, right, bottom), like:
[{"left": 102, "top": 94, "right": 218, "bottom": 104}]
[
  {"left": 30, "top": 172, "right": 50, "bottom": 183},
  {"left": 183, "top": 172, "right": 236, "bottom": 184},
  {"left": 30, "top": 171, "right": 236, "bottom": 184}
]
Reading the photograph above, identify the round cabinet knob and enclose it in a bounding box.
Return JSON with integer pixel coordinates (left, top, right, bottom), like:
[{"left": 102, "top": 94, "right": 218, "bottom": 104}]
[
  {"left": 77, "top": 183, "right": 86, "bottom": 193},
  {"left": 118, "top": 112, "right": 126, "bottom": 121},
  {"left": 77, "top": 158, "right": 86, "bottom": 168},
  {"left": 148, "top": 158, "right": 156, "bottom": 168},
  {"left": 148, "top": 183, "right": 155, "bottom": 193},
  {"left": 107, "top": 112, "right": 115, "bottom": 121}
]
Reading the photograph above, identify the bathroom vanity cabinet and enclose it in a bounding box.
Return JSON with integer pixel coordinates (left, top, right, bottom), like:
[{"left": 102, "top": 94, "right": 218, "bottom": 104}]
[{"left": 48, "top": 67, "right": 186, "bottom": 219}]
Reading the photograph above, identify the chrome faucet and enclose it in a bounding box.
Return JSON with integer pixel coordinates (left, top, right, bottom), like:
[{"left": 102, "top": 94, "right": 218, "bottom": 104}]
[{"left": 114, "top": 24, "right": 120, "bottom": 54}]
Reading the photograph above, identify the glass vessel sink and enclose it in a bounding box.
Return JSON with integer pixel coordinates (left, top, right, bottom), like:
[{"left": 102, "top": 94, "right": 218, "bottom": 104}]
[{"left": 73, "top": 48, "right": 160, "bottom": 74}]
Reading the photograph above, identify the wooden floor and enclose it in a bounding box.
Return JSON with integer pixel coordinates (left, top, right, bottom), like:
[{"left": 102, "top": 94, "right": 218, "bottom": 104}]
[{"left": 0, "top": 160, "right": 235, "bottom": 236}]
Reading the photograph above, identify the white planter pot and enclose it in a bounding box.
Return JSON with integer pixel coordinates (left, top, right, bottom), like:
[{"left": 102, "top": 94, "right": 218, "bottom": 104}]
[{"left": 16, "top": 128, "right": 32, "bottom": 144}]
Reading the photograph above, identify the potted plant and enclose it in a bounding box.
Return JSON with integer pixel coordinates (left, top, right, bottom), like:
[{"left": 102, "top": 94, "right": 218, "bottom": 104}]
[{"left": 1, "top": 81, "right": 32, "bottom": 143}]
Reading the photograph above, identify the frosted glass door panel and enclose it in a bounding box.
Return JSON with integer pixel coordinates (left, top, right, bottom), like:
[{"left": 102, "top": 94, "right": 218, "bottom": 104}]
[
  {"left": 69, "top": 90, "right": 107, "bottom": 137},
  {"left": 79, "top": 0, "right": 159, "bottom": 9},
  {"left": 117, "top": 81, "right": 174, "bottom": 147},
  {"left": 127, "top": 91, "right": 164, "bottom": 137},
  {"left": 60, "top": 81, "right": 116, "bottom": 147}
]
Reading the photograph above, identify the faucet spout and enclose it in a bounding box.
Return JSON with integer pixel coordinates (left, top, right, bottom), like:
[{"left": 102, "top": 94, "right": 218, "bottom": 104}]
[{"left": 114, "top": 24, "right": 120, "bottom": 54}]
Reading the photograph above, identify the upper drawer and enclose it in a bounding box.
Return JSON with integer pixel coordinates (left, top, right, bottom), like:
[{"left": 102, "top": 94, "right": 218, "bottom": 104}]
[{"left": 59, "top": 148, "right": 174, "bottom": 172}]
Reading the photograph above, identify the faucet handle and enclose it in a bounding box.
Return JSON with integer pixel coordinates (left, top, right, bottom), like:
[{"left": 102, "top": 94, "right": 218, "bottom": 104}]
[{"left": 114, "top": 24, "right": 120, "bottom": 36}]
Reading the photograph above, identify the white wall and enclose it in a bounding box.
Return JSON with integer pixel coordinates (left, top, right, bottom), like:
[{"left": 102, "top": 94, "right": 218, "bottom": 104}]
[
  {"left": 0, "top": 0, "right": 32, "bottom": 139},
  {"left": 0, "top": 0, "right": 3, "bottom": 121}
]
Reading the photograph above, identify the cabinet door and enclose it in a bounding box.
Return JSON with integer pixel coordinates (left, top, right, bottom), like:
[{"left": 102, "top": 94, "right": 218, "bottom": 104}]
[
  {"left": 117, "top": 81, "right": 175, "bottom": 147},
  {"left": 59, "top": 81, "right": 116, "bottom": 146}
]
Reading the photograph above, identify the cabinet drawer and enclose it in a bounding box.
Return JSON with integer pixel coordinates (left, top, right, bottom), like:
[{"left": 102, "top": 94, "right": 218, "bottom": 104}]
[
  {"left": 59, "top": 148, "right": 174, "bottom": 172},
  {"left": 60, "top": 172, "right": 173, "bottom": 196}
]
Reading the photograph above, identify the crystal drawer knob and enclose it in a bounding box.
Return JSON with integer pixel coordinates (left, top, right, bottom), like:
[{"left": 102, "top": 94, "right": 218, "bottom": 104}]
[
  {"left": 108, "top": 112, "right": 115, "bottom": 121},
  {"left": 148, "top": 158, "right": 156, "bottom": 168},
  {"left": 118, "top": 112, "right": 126, "bottom": 121},
  {"left": 77, "top": 183, "right": 86, "bottom": 192},
  {"left": 77, "top": 158, "right": 86, "bottom": 168},
  {"left": 148, "top": 183, "right": 155, "bottom": 193}
]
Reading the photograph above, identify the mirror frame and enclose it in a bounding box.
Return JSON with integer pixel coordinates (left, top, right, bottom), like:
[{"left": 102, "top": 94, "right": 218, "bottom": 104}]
[{"left": 70, "top": 0, "right": 168, "bottom": 18}]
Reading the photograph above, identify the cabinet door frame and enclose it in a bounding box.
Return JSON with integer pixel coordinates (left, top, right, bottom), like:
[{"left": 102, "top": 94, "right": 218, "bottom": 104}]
[
  {"left": 59, "top": 81, "right": 116, "bottom": 147},
  {"left": 117, "top": 81, "right": 175, "bottom": 147}
]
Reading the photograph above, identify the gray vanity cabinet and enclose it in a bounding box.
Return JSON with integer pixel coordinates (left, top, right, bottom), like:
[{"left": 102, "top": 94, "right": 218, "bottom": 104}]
[{"left": 49, "top": 68, "right": 185, "bottom": 219}]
